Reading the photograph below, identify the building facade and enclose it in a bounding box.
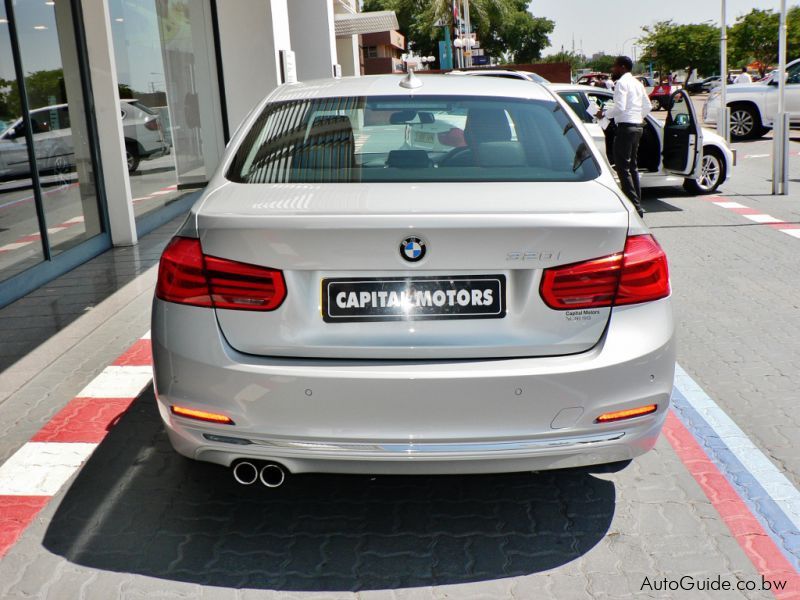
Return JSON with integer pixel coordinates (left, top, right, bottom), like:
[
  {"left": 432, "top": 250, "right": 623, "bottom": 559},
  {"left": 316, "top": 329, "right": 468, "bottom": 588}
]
[{"left": 0, "top": 0, "right": 397, "bottom": 307}]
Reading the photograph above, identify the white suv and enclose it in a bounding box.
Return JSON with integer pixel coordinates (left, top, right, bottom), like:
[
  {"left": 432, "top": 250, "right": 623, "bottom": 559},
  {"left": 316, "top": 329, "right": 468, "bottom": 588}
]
[{"left": 704, "top": 58, "right": 800, "bottom": 140}]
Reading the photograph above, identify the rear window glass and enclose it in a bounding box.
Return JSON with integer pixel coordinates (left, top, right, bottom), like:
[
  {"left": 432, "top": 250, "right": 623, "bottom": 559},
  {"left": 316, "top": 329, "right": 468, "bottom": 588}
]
[
  {"left": 227, "top": 95, "right": 599, "bottom": 184},
  {"left": 128, "top": 101, "right": 158, "bottom": 115}
]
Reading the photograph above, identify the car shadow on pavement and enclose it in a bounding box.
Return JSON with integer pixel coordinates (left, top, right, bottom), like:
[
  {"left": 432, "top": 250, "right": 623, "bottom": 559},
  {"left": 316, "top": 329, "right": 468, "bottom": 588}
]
[
  {"left": 43, "top": 387, "right": 617, "bottom": 592},
  {"left": 641, "top": 189, "right": 685, "bottom": 212}
]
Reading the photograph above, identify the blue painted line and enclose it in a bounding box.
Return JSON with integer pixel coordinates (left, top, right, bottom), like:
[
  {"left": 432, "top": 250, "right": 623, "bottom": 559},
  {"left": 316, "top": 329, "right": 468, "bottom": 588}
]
[{"left": 670, "top": 382, "right": 800, "bottom": 572}]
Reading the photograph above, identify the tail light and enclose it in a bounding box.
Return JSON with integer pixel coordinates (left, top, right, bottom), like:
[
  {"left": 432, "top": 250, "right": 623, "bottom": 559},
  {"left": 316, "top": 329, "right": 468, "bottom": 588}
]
[
  {"left": 156, "top": 237, "right": 286, "bottom": 311},
  {"left": 540, "top": 234, "right": 669, "bottom": 309},
  {"left": 145, "top": 118, "right": 161, "bottom": 131}
]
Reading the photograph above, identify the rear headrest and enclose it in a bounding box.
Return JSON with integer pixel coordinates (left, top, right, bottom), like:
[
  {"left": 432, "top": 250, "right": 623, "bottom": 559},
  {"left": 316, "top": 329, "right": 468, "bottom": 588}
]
[
  {"left": 464, "top": 109, "right": 511, "bottom": 145},
  {"left": 291, "top": 115, "right": 355, "bottom": 181},
  {"left": 309, "top": 115, "right": 354, "bottom": 140},
  {"left": 473, "top": 141, "right": 526, "bottom": 167},
  {"left": 386, "top": 150, "right": 431, "bottom": 169}
]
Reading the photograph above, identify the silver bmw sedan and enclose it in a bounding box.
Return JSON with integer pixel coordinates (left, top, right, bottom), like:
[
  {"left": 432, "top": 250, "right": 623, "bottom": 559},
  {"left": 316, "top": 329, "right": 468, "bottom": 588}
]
[{"left": 152, "top": 74, "right": 675, "bottom": 486}]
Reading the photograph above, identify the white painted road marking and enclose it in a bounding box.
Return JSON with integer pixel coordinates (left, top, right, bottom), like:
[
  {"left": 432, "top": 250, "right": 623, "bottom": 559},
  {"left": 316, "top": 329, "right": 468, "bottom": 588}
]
[
  {"left": 0, "top": 442, "right": 98, "bottom": 495},
  {"left": 76, "top": 365, "right": 153, "bottom": 398},
  {"left": 674, "top": 364, "right": 800, "bottom": 532}
]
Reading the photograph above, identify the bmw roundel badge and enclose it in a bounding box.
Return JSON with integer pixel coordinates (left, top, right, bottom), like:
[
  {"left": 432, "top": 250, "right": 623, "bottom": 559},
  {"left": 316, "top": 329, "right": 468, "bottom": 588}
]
[{"left": 400, "top": 236, "right": 426, "bottom": 262}]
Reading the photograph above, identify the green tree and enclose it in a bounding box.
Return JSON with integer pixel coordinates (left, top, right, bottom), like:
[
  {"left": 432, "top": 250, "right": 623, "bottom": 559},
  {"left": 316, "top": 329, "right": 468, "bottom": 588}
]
[
  {"left": 729, "top": 7, "right": 800, "bottom": 76},
  {"left": 362, "top": 0, "right": 553, "bottom": 65},
  {"left": 638, "top": 21, "right": 720, "bottom": 83},
  {"left": 541, "top": 50, "right": 586, "bottom": 72},
  {"left": 586, "top": 53, "right": 615, "bottom": 73}
]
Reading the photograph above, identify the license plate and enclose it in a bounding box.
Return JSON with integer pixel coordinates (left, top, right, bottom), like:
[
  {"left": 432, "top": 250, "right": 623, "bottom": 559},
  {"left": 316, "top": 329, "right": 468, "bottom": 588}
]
[
  {"left": 413, "top": 131, "right": 435, "bottom": 144},
  {"left": 322, "top": 275, "right": 506, "bottom": 323}
]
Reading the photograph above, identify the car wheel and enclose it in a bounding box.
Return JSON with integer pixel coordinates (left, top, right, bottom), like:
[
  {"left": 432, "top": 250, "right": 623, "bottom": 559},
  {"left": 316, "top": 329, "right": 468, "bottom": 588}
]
[
  {"left": 126, "top": 148, "right": 140, "bottom": 173},
  {"left": 683, "top": 147, "right": 726, "bottom": 194},
  {"left": 651, "top": 98, "right": 662, "bottom": 111},
  {"left": 729, "top": 105, "right": 763, "bottom": 140}
]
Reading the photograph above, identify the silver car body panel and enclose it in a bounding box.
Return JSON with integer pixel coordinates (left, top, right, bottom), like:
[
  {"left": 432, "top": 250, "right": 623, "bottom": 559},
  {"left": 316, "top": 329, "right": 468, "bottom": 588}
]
[{"left": 199, "top": 180, "right": 628, "bottom": 359}]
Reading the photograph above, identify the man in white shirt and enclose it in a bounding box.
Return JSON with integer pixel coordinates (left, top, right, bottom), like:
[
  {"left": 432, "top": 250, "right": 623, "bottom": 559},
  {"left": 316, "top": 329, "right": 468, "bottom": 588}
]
[
  {"left": 597, "top": 55, "right": 651, "bottom": 217},
  {"left": 734, "top": 68, "right": 752, "bottom": 84}
]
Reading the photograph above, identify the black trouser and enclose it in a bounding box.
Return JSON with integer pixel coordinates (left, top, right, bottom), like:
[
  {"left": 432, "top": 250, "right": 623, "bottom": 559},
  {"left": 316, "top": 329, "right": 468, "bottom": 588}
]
[{"left": 613, "top": 123, "right": 644, "bottom": 214}]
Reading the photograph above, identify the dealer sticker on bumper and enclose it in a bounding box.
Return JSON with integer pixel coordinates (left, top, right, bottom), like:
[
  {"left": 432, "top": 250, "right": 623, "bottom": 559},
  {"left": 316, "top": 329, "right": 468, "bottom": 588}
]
[{"left": 322, "top": 275, "right": 506, "bottom": 323}]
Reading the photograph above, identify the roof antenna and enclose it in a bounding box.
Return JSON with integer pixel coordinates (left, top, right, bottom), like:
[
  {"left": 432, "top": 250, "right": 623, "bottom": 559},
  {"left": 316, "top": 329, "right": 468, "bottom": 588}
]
[{"left": 400, "top": 67, "right": 422, "bottom": 89}]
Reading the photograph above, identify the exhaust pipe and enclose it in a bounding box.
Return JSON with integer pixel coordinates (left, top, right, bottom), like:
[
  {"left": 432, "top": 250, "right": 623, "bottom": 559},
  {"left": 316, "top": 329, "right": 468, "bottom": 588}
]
[
  {"left": 259, "top": 463, "right": 286, "bottom": 488},
  {"left": 232, "top": 461, "right": 258, "bottom": 485}
]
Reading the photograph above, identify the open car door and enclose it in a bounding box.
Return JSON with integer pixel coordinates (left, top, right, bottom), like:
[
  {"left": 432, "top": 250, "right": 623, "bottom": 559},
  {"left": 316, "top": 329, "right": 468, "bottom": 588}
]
[{"left": 662, "top": 89, "right": 702, "bottom": 175}]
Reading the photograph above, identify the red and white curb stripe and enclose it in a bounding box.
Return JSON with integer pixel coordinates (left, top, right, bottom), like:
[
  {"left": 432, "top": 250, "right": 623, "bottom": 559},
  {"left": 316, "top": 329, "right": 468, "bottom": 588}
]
[
  {"left": 707, "top": 196, "right": 800, "bottom": 240},
  {"left": 132, "top": 183, "right": 177, "bottom": 204},
  {"left": 0, "top": 331, "right": 152, "bottom": 558},
  {"left": 0, "top": 183, "right": 178, "bottom": 253}
]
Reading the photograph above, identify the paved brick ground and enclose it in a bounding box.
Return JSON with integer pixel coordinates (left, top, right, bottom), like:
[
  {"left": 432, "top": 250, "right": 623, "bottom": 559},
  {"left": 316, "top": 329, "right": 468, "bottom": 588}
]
[
  {"left": 0, "top": 131, "right": 797, "bottom": 598},
  {"left": 0, "top": 391, "right": 767, "bottom": 598}
]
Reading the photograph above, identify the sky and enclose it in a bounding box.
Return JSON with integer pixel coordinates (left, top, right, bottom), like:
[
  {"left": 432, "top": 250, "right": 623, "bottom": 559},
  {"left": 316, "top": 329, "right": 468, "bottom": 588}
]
[{"left": 533, "top": 0, "right": 796, "bottom": 58}]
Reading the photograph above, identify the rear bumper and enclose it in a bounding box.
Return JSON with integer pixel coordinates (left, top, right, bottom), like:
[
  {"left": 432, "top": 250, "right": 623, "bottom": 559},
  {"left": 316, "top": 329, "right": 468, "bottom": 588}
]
[{"left": 152, "top": 297, "right": 675, "bottom": 474}]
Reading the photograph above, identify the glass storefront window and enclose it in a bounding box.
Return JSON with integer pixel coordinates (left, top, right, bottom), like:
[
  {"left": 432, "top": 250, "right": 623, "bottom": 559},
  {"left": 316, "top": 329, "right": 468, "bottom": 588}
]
[
  {"left": 0, "top": 3, "right": 45, "bottom": 281},
  {"left": 109, "top": 0, "right": 223, "bottom": 223},
  {"left": 0, "top": 0, "right": 104, "bottom": 282}
]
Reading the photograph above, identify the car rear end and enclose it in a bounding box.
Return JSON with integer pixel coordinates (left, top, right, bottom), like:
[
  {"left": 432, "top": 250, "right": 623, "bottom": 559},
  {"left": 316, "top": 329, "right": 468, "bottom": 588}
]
[
  {"left": 122, "top": 100, "right": 170, "bottom": 159},
  {"left": 151, "top": 75, "right": 675, "bottom": 476}
]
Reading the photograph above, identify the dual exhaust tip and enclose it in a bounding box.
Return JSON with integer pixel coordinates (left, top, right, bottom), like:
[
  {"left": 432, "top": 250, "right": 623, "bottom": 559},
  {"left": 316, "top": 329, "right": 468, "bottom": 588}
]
[{"left": 232, "top": 460, "right": 286, "bottom": 488}]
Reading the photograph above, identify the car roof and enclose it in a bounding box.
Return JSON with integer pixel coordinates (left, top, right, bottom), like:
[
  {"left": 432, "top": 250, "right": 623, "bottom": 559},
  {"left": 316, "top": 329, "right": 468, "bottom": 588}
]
[
  {"left": 549, "top": 83, "right": 611, "bottom": 94},
  {"left": 450, "top": 69, "right": 530, "bottom": 79},
  {"left": 267, "top": 74, "right": 554, "bottom": 102}
]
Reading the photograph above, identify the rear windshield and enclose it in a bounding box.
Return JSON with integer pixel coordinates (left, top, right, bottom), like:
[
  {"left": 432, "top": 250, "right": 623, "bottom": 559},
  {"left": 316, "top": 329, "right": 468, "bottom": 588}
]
[
  {"left": 227, "top": 95, "right": 599, "bottom": 184},
  {"left": 128, "top": 101, "right": 158, "bottom": 115}
]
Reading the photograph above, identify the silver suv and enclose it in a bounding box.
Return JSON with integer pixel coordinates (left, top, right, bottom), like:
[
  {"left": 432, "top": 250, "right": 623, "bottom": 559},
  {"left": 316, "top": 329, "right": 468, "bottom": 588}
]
[
  {"left": 704, "top": 58, "right": 800, "bottom": 140},
  {"left": 0, "top": 100, "right": 170, "bottom": 180}
]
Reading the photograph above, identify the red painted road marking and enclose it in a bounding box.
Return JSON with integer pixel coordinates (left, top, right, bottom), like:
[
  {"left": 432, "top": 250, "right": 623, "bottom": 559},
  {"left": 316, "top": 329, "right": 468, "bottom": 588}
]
[
  {"left": 663, "top": 411, "right": 800, "bottom": 597},
  {"left": 0, "top": 334, "right": 151, "bottom": 559},
  {"left": 31, "top": 398, "right": 135, "bottom": 444},
  {"left": 112, "top": 338, "right": 153, "bottom": 367},
  {"left": 0, "top": 496, "right": 51, "bottom": 557}
]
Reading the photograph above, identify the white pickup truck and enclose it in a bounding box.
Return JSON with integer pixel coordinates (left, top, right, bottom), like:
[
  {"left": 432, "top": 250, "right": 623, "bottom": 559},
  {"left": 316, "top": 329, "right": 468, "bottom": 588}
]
[{"left": 704, "top": 58, "right": 800, "bottom": 140}]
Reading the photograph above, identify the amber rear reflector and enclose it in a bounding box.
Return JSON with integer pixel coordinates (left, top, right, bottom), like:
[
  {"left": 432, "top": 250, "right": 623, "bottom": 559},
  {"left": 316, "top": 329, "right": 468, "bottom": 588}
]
[
  {"left": 596, "top": 404, "right": 657, "bottom": 423},
  {"left": 171, "top": 405, "right": 234, "bottom": 425}
]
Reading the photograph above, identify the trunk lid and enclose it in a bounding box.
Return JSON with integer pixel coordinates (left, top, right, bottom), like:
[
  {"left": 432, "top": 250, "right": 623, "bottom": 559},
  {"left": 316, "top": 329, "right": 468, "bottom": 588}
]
[{"left": 197, "top": 181, "right": 628, "bottom": 359}]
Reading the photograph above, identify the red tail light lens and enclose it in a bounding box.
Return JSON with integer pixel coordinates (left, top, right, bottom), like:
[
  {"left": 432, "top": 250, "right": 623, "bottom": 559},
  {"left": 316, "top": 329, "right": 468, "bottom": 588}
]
[
  {"left": 615, "top": 235, "right": 670, "bottom": 305},
  {"left": 540, "top": 234, "right": 669, "bottom": 309},
  {"left": 145, "top": 118, "right": 161, "bottom": 131},
  {"left": 540, "top": 253, "right": 623, "bottom": 309},
  {"left": 156, "top": 237, "right": 212, "bottom": 307},
  {"left": 156, "top": 237, "right": 286, "bottom": 311}
]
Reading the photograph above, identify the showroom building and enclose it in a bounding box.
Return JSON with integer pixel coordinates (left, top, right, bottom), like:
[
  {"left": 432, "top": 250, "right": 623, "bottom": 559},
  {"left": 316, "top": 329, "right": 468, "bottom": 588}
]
[{"left": 0, "top": 0, "right": 397, "bottom": 306}]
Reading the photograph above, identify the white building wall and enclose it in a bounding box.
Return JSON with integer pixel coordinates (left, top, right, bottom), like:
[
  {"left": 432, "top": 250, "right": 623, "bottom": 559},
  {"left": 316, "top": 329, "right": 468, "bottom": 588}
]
[
  {"left": 81, "top": 0, "right": 136, "bottom": 246},
  {"left": 216, "top": 0, "right": 291, "bottom": 134},
  {"left": 288, "top": 0, "right": 338, "bottom": 80},
  {"left": 336, "top": 35, "right": 359, "bottom": 77}
]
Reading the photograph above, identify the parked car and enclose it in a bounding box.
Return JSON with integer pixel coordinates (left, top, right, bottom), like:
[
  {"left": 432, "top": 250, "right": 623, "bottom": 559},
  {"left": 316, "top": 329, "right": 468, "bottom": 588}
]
[
  {"left": 636, "top": 76, "right": 656, "bottom": 96},
  {"left": 576, "top": 72, "right": 609, "bottom": 87},
  {"left": 120, "top": 99, "right": 170, "bottom": 173},
  {"left": 0, "top": 100, "right": 170, "bottom": 181},
  {"left": 704, "top": 58, "right": 800, "bottom": 140},
  {"left": 448, "top": 69, "right": 550, "bottom": 84},
  {"left": 0, "top": 105, "right": 75, "bottom": 180},
  {"left": 552, "top": 83, "right": 734, "bottom": 194},
  {"left": 686, "top": 76, "right": 721, "bottom": 95},
  {"left": 650, "top": 81, "right": 682, "bottom": 111},
  {"left": 152, "top": 74, "right": 675, "bottom": 485}
]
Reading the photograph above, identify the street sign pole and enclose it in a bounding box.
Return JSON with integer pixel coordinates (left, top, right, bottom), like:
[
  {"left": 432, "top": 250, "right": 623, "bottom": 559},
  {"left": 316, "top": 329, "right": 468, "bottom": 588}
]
[
  {"left": 717, "top": 0, "right": 730, "bottom": 143},
  {"left": 772, "top": 0, "right": 789, "bottom": 195}
]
